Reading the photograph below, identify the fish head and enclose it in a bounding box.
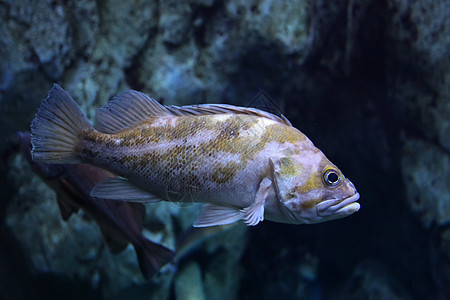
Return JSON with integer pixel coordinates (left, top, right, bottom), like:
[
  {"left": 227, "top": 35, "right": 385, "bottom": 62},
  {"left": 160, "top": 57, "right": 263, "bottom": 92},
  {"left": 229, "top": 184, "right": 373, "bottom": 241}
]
[{"left": 270, "top": 149, "right": 360, "bottom": 224}]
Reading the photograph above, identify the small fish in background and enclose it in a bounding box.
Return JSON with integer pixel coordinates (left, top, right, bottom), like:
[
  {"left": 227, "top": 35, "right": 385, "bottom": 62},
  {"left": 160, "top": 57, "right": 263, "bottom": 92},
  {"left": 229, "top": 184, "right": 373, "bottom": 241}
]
[
  {"left": 30, "top": 84, "right": 360, "bottom": 228},
  {"left": 17, "top": 132, "right": 174, "bottom": 279}
]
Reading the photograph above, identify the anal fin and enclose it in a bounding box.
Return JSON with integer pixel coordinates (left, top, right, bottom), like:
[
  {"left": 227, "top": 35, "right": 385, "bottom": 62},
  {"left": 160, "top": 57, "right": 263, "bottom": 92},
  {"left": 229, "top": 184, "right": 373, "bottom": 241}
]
[
  {"left": 55, "top": 191, "right": 79, "bottom": 221},
  {"left": 90, "top": 177, "right": 160, "bottom": 202},
  {"left": 134, "top": 237, "right": 175, "bottom": 279},
  {"left": 193, "top": 204, "right": 243, "bottom": 227}
]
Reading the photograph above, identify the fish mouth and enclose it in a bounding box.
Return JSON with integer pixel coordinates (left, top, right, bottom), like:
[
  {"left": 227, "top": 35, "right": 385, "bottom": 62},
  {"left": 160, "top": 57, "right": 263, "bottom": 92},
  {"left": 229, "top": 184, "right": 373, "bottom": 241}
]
[{"left": 316, "top": 193, "right": 360, "bottom": 217}]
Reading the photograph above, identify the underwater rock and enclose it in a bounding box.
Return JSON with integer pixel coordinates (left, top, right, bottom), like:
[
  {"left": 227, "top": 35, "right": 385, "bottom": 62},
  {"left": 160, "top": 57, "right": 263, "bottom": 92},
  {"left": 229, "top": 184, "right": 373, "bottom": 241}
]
[
  {"left": 386, "top": 0, "right": 450, "bottom": 228},
  {"left": 137, "top": 0, "right": 312, "bottom": 106},
  {"left": 381, "top": 10, "right": 450, "bottom": 300},
  {"left": 388, "top": 0, "right": 450, "bottom": 145},
  {"left": 174, "top": 262, "right": 205, "bottom": 300},
  {"left": 434, "top": 229, "right": 450, "bottom": 299},
  {"left": 203, "top": 223, "right": 247, "bottom": 300},
  {"left": 401, "top": 139, "right": 450, "bottom": 227},
  {"left": 239, "top": 239, "right": 320, "bottom": 300},
  {"left": 0, "top": 0, "right": 70, "bottom": 83},
  {"left": 341, "top": 259, "right": 412, "bottom": 300},
  {"left": 386, "top": 4, "right": 450, "bottom": 298}
]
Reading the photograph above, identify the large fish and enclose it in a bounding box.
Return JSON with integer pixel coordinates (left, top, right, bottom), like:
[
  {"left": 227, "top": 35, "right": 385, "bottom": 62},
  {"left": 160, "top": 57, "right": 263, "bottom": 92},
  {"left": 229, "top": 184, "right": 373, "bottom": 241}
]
[
  {"left": 31, "top": 84, "right": 360, "bottom": 227},
  {"left": 18, "top": 131, "right": 174, "bottom": 278}
]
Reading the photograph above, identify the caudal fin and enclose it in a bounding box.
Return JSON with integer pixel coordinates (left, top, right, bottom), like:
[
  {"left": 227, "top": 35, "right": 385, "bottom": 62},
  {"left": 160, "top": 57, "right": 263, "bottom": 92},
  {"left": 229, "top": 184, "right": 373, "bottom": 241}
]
[
  {"left": 135, "top": 237, "right": 175, "bottom": 279},
  {"left": 31, "top": 84, "right": 93, "bottom": 163}
]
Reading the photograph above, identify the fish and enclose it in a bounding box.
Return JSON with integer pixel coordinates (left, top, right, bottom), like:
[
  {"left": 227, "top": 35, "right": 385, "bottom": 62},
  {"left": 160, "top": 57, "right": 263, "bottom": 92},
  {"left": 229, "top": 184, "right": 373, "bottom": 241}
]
[
  {"left": 30, "top": 84, "right": 360, "bottom": 227},
  {"left": 17, "top": 131, "right": 174, "bottom": 278}
]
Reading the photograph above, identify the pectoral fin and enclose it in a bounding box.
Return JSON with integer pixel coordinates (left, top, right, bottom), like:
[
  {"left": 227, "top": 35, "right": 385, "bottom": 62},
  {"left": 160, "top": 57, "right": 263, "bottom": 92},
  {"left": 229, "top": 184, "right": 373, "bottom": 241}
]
[
  {"left": 90, "top": 177, "right": 160, "bottom": 202},
  {"left": 241, "top": 177, "right": 272, "bottom": 226},
  {"left": 193, "top": 204, "right": 243, "bottom": 227}
]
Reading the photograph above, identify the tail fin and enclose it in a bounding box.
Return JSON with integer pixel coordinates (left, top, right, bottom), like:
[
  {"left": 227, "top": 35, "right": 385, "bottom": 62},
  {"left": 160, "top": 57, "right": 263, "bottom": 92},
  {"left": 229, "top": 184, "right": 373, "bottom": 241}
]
[
  {"left": 31, "top": 84, "right": 93, "bottom": 163},
  {"left": 134, "top": 237, "right": 175, "bottom": 279}
]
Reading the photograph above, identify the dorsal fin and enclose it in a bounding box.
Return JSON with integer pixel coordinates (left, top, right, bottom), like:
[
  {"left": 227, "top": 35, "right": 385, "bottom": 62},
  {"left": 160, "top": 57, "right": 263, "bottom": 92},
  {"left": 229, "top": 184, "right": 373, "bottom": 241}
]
[
  {"left": 166, "top": 104, "right": 292, "bottom": 126},
  {"left": 95, "top": 91, "right": 292, "bottom": 134},
  {"left": 95, "top": 91, "right": 170, "bottom": 133}
]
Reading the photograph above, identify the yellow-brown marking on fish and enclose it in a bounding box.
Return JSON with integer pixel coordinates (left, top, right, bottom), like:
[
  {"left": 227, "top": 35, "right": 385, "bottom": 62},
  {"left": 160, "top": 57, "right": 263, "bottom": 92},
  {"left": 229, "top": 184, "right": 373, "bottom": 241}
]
[
  {"left": 300, "top": 198, "right": 322, "bottom": 210},
  {"left": 277, "top": 157, "right": 299, "bottom": 177},
  {"left": 298, "top": 170, "right": 324, "bottom": 195},
  {"left": 262, "top": 123, "right": 306, "bottom": 145},
  {"left": 211, "top": 160, "right": 240, "bottom": 184},
  {"left": 80, "top": 113, "right": 309, "bottom": 191}
]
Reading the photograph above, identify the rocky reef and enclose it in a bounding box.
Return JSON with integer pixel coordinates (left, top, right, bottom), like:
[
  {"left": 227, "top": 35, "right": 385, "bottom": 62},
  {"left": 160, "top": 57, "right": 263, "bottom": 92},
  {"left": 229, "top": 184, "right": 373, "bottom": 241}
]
[{"left": 0, "top": 0, "right": 449, "bottom": 299}]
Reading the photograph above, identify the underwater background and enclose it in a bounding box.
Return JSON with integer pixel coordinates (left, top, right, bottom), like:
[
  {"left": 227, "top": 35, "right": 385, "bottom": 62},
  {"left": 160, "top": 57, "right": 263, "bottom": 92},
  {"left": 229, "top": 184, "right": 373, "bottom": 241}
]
[{"left": 0, "top": 0, "right": 449, "bottom": 299}]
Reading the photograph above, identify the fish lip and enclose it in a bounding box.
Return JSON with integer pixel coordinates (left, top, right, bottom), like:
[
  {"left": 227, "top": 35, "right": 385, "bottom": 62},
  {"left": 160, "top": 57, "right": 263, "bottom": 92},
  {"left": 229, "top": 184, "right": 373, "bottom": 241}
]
[{"left": 316, "top": 192, "right": 360, "bottom": 216}]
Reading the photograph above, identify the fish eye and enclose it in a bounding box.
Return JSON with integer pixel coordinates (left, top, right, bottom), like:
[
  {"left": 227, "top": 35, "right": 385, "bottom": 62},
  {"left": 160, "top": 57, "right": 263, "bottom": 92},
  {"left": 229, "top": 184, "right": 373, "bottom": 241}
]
[{"left": 323, "top": 168, "right": 342, "bottom": 187}]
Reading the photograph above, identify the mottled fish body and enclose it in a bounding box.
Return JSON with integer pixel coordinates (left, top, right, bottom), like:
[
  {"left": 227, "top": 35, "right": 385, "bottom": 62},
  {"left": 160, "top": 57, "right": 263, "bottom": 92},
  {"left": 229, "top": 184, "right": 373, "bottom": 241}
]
[
  {"left": 82, "top": 109, "right": 302, "bottom": 209},
  {"left": 31, "top": 84, "right": 360, "bottom": 227}
]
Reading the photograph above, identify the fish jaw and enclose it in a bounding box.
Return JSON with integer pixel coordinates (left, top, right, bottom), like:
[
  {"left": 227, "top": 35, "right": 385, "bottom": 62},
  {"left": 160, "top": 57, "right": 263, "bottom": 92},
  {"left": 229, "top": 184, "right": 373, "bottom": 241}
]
[
  {"left": 315, "top": 192, "right": 360, "bottom": 219},
  {"left": 277, "top": 192, "right": 360, "bottom": 225}
]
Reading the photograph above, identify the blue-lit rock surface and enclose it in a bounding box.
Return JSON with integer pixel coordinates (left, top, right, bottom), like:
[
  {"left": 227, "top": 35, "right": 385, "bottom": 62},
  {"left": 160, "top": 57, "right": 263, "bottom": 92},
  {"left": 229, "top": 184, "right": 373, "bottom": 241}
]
[{"left": 1, "top": 0, "right": 449, "bottom": 299}]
